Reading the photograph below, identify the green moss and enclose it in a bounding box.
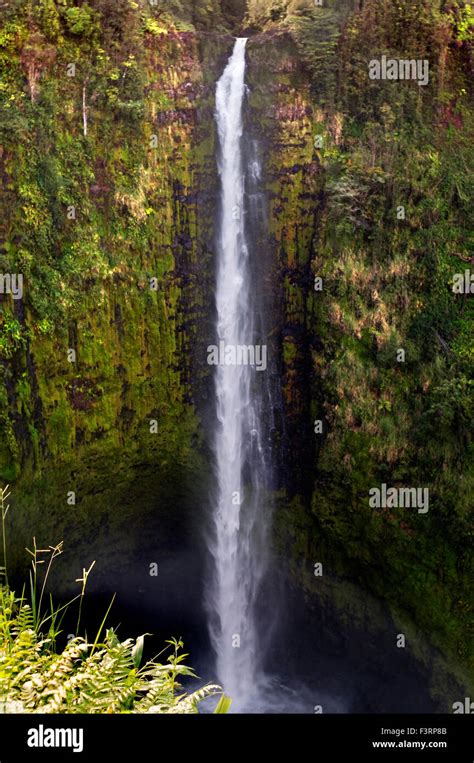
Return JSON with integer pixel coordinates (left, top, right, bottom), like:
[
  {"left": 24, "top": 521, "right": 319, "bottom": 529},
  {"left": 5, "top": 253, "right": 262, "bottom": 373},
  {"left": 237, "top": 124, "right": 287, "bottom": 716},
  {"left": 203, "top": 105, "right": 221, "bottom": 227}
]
[{"left": 0, "top": 6, "right": 229, "bottom": 587}]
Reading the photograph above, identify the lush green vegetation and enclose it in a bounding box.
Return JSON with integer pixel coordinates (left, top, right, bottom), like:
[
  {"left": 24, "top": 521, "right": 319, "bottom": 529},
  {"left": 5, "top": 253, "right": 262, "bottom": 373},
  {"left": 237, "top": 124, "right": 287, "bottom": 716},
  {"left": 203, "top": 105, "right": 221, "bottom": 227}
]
[
  {"left": 0, "top": 0, "right": 223, "bottom": 578},
  {"left": 0, "top": 597, "right": 220, "bottom": 713},
  {"left": 264, "top": 0, "right": 473, "bottom": 679},
  {"left": 243, "top": 0, "right": 472, "bottom": 682}
]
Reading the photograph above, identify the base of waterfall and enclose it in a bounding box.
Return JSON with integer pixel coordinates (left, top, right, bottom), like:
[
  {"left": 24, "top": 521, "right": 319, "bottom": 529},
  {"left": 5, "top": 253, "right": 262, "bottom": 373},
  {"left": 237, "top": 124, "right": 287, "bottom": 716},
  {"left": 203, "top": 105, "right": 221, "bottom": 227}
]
[{"left": 196, "top": 674, "right": 348, "bottom": 714}]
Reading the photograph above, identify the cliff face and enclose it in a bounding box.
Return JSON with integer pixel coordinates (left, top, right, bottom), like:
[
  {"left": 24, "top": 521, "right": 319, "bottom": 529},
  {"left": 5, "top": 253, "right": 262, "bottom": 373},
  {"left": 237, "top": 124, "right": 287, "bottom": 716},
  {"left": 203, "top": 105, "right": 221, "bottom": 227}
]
[
  {"left": 245, "top": 20, "right": 472, "bottom": 702},
  {"left": 289, "top": 3, "right": 473, "bottom": 699},
  {"left": 242, "top": 2, "right": 473, "bottom": 700},
  {"left": 0, "top": 9, "right": 234, "bottom": 592},
  {"left": 0, "top": 0, "right": 472, "bottom": 704}
]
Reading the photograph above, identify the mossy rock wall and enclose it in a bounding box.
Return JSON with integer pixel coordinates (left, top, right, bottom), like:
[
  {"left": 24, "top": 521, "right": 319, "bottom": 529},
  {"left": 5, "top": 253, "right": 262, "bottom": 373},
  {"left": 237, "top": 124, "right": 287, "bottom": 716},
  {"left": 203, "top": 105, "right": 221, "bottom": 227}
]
[{"left": 0, "top": 18, "right": 233, "bottom": 592}]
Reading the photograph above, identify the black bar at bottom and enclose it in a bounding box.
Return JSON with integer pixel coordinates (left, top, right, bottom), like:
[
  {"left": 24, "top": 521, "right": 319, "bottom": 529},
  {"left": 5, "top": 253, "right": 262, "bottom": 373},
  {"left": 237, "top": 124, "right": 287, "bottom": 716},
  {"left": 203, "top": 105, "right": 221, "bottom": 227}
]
[{"left": 0, "top": 713, "right": 471, "bottom": 761}]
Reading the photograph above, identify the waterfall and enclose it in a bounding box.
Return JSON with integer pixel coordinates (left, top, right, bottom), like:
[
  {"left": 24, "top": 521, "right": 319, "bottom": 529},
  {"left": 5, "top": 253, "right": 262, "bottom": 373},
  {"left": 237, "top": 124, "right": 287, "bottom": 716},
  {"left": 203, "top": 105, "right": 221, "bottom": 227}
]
[{"left": 206, "top": 38, "right": 271, "bottom": 709}]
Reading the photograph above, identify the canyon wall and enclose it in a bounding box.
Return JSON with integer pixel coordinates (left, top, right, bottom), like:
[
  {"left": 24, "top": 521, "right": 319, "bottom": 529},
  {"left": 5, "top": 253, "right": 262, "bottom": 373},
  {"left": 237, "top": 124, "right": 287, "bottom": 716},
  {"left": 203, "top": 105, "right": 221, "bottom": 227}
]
[{"left": 0, "top": 0, "right": 471, "bottom": 704}]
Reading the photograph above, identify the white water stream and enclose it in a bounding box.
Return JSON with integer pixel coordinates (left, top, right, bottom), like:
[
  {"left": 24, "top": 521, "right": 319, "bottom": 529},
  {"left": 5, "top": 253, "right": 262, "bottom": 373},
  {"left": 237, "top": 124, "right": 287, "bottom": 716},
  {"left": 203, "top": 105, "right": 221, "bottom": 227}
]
[{"left": 206, "top": 38, "right": 270, "bottom": 708}]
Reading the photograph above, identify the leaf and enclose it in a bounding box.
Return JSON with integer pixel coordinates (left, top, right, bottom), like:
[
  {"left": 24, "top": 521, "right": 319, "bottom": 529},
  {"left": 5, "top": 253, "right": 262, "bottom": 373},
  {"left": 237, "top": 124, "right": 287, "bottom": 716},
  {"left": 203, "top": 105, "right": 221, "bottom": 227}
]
[
  {"left": 131, "top": 634, "right": 145, "bottom": 668},
  {"left": 214, "top": 694, "right": 232, "bottom": 714}
]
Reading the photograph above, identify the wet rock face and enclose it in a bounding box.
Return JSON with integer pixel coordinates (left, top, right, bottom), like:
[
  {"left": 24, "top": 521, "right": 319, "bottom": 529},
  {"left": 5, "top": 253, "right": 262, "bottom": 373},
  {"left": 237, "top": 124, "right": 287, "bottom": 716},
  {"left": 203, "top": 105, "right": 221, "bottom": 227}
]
[{"left": 245, "top": 31, "right": 320, "bottom": 497}]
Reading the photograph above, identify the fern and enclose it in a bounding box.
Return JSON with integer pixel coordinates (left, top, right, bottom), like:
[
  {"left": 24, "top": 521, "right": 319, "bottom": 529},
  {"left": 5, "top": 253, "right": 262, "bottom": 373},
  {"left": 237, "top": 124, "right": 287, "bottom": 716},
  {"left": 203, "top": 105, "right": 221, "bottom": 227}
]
[
  {"left": 0, "top": 500, "right": 227, "bottom": 714},
  {"left": 1, "top": 594, "right": 223, "bottom": 714}
]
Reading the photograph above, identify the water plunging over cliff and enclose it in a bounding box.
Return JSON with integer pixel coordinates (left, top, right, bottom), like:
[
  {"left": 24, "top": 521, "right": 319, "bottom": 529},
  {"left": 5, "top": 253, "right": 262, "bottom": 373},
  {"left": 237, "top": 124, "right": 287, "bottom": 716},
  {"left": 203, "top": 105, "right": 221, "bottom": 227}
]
[{"left": 206, "top": 38, "right": 272, "bottom": 709}]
